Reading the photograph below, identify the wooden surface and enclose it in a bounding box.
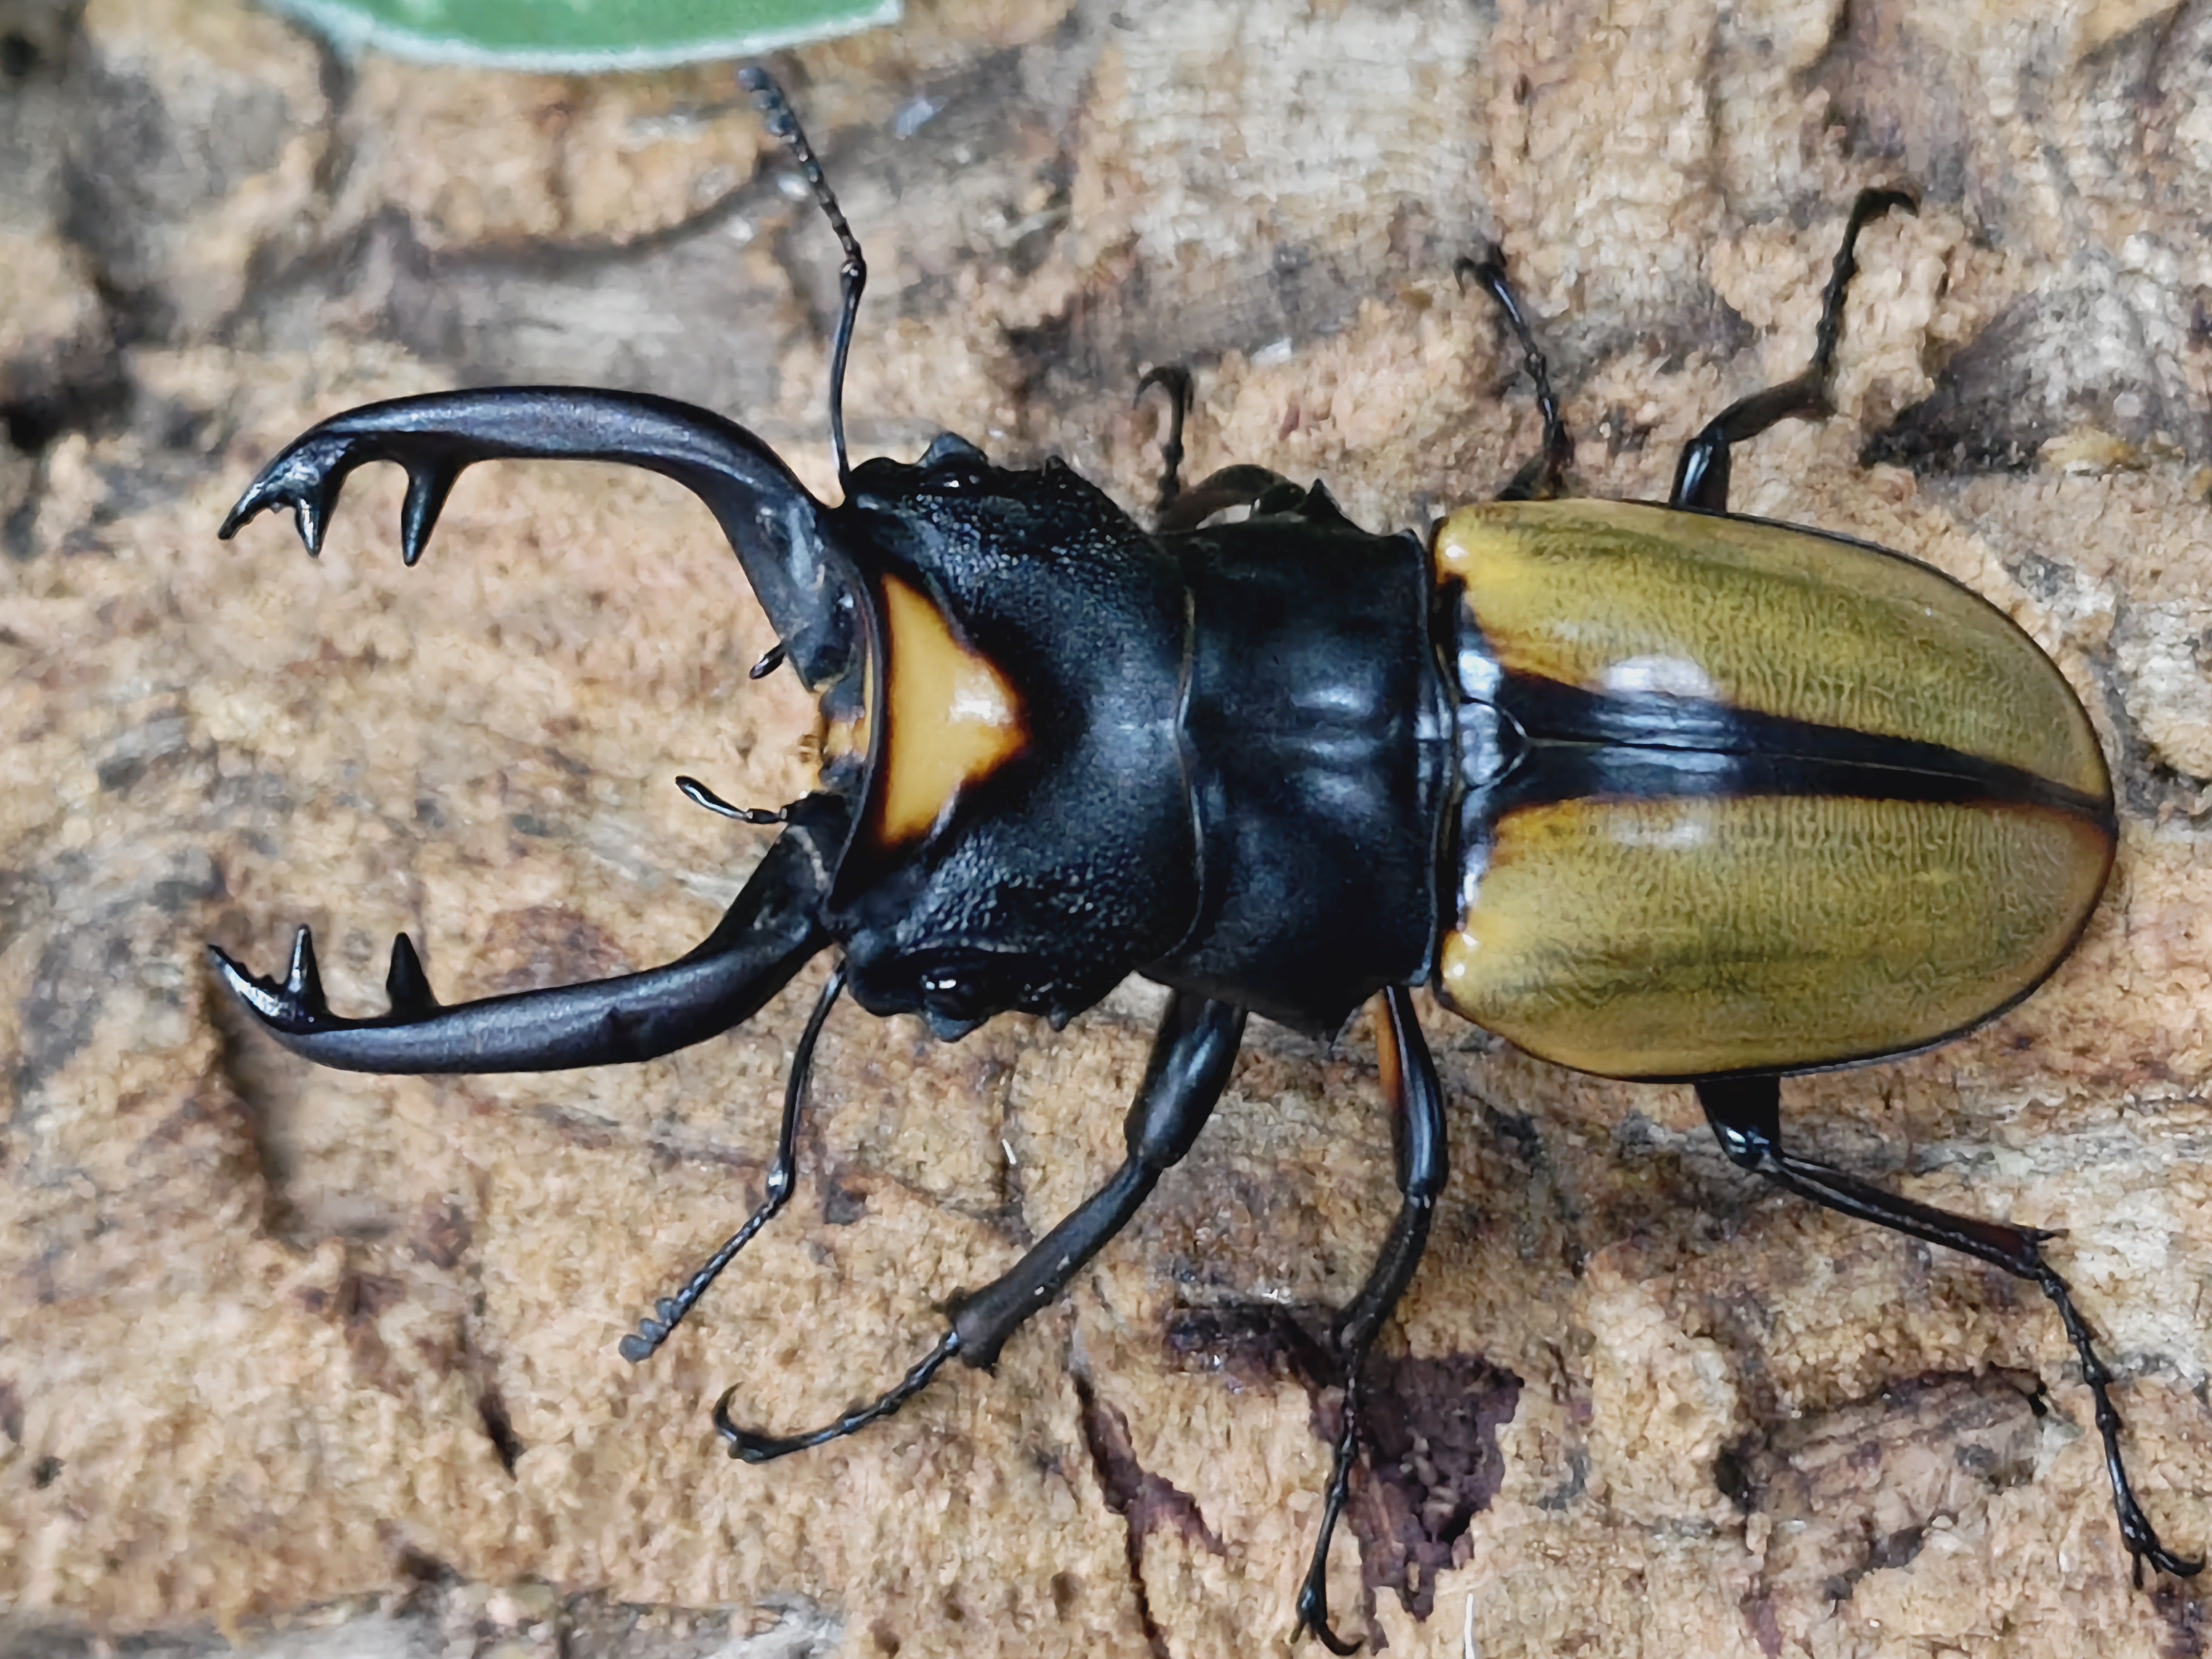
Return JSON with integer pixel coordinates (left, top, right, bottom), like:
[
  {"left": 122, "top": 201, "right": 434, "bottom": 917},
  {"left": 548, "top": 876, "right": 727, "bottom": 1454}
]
[{"left": 4, "top": 0, "right": 2212, "bottom": 1655}]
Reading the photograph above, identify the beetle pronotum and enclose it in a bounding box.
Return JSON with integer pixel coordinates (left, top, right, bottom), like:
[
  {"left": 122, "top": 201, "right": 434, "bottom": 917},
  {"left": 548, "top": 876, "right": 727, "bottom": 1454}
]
[{"left": 210, "top": 68, "right": 2198, "bottom": 1649}]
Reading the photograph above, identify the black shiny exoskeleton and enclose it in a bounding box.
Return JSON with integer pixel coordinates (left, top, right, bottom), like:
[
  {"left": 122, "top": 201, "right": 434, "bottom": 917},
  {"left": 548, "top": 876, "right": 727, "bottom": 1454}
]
[{"left": 210, "top": 70, "right": 2197, "bottom": 1650}]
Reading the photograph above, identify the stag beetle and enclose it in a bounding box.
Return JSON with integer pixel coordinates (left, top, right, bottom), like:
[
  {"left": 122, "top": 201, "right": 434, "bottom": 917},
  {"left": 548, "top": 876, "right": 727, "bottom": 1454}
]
[{"left": 211, "top": 69, "right": 2198, "bottom": 1649}]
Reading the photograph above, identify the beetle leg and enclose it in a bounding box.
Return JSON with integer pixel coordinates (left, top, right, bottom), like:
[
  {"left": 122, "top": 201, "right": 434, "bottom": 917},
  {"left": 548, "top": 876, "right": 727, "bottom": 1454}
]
[
  {"left": 1698, "top": 1075, "right": 2204, "bottom": 1584},
  {"left": 1134, "top": 368, "right": 1315, "bottom": 531},
  {"left": 1156, "top": 465, "right": 1306, "bottom": 533},
  {"left": 1457, "top": 246, "right": 1574, "bottom": 502},
  {"left": 711, "top": 992, "right": 1246, "bottom": 1458},
  {"left": 740, "top": 68, "right": 866, "bottom": 488},
  {"left": 1136, "top": 365, "right": 1194, "bottom": 522},
  {"left": 1668, "top": 187, "right": 1917, "bottom": 512},
  {"left": 208, "top": 808, "right": 837, "bottom": 1073},
  {"left": 1296, "top": 987, "right": 1449, "bottom": 1655},
  {"left": 620, "top": 962, "right": 845, "bottom": 1362}
]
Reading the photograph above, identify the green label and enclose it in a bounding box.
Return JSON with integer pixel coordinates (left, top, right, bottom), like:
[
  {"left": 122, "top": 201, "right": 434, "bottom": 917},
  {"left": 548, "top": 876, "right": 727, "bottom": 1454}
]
[{"left": 263, "top": 0, "right": 899, "bottom": 70}]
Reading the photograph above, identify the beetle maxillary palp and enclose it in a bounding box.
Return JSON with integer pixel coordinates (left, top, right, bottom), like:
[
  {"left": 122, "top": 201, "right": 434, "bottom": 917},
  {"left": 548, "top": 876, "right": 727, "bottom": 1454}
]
[{"left": 675, "top": 774, "right": 788, "bottom": 825}]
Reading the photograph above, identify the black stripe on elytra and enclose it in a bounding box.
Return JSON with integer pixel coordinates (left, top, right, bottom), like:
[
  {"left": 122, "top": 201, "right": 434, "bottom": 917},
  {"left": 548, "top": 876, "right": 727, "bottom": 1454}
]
[
  {"left": 1476, "top": 672, "right": 2111, "bottom": 824},
  {"left": 1471, "top": 744, "right": 2112, "bottom": 824}
]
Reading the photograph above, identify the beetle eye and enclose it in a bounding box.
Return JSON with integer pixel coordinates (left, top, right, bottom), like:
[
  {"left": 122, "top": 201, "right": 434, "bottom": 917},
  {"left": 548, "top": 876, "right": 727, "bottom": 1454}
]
[
  {"left": 916, "top": 961, "right": 1002, "bottom": 1037},
  {"left": 920, "top": 966, "right": 978, "bottom": 1011}
]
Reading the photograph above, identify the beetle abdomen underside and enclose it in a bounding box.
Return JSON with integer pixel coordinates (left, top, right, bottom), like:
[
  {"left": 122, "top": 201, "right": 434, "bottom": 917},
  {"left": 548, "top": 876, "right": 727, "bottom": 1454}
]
[{"left": 1435, "top": 499, "right": 2115, "bottom": 1080}]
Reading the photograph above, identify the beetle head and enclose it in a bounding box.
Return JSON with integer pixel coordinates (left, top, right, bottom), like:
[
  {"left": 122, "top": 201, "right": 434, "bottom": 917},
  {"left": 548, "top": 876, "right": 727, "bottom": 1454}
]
[{"left": 783, "top": 434, "right": 1201, "bottom": 1037}]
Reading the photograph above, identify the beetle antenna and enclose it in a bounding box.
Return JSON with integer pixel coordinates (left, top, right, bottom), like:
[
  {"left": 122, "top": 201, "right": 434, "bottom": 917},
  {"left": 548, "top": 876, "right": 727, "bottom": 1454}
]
[
  {"left": 741, "top": 67, "right": 867, "bottom": 488},
  {"left": 619, "top": 960, "right": 846, "bottom": 1364}
]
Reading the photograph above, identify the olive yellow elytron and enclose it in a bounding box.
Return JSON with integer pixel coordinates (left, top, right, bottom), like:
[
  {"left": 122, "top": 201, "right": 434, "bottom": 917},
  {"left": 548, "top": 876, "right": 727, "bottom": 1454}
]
[{"left": 1434, "top": 498, "right": 2113, "bottom": 1079}]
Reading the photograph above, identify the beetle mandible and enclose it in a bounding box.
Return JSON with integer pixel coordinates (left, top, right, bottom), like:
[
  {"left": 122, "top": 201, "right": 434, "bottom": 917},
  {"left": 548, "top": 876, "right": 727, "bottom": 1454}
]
[{"left": 210, "top": 67, "right": 2199, "bottom": 1650}]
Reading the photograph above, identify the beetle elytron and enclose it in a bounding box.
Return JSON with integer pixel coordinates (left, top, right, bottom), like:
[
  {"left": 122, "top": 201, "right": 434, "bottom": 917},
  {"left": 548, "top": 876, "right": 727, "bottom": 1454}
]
[{"left": 212, "top": 69, "right": 2198, "bottom": 1648}]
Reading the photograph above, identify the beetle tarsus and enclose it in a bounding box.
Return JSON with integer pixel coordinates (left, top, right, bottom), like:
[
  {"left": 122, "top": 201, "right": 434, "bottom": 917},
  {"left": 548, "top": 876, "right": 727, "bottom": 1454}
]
[
  {"left": 2036, "top": 1258, "right": 2205, "bottom": 1582},
  {"left": 1697, "top": 1076, "right": 2202, "bottom": 1585},
  {"left": 620, "top": 963, "right": 844, "bottom": 1363},
  {"left": 1807, "top": 187, "right": 1918, "bottom": 389},
  {"left": 1136, "top": 364, "right": 1194, "bottom": 521},
  {"left": 1459, "top": 244, "right": 1574, "bottom": 501},
  {"left": 713, "top": 1329, "right": 963, "bottom": 1461},
  {"left": 1294, "top": 1423, "right": 1365, "bottom": 1655}
]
